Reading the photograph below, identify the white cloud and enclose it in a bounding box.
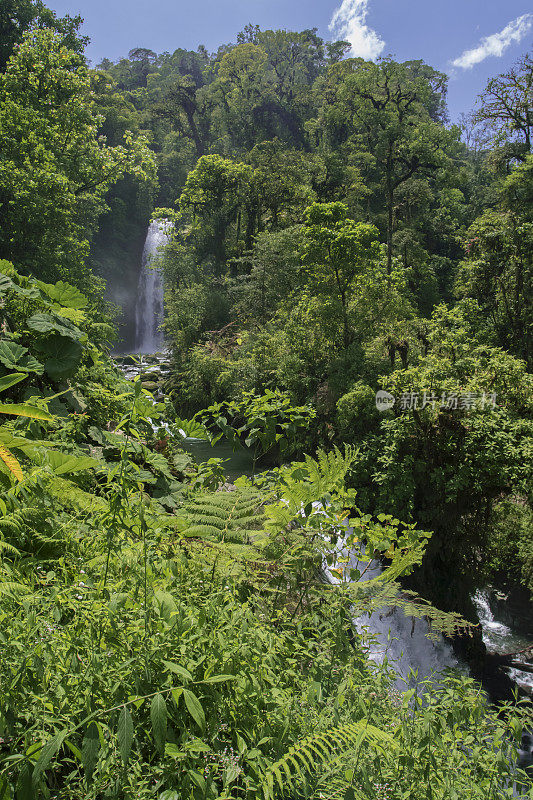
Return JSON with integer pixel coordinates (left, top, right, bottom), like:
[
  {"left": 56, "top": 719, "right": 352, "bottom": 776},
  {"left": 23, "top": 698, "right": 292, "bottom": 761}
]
[
  {"left": 452, "top": 14, "right": 533, "bottom": 69},
  {"left": 329, "top": 0, "right": 385, "bottom": 61}
]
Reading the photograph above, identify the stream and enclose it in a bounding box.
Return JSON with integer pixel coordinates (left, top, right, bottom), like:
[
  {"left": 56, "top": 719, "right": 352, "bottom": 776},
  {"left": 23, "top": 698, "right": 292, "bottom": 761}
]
[
  {"left": 474, "top": 591, "right": 533, "bottom": 696},
  {"left": 116, "top": 350, "right": 533, "bottom": 771},
  {"left": 117, "top": 220, "right": 533, "bottom": 774}
]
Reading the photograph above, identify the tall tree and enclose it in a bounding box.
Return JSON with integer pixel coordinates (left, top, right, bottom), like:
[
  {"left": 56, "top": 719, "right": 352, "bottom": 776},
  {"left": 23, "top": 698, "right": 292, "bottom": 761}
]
[
  {"left": 300, "top": 202, "right": 380, "bottom": 347},
  {"left": 0, "top": 0, "right": 87, "bottom": 71},
  {"left": 0, "top": 29, "right": 154, "bottom": 286},
  {"left": 456, "top": 155, "right": 533, "bottom": 368},
  {"left": 178, "top": 154, "right": 254, "bottom": 270},
  {"left": 322, "top": 58, "right": 456, "bottom": 273},
  {"left": 153, "top": 75, "right": 210, "bottom": 157},
  {"left": 474, "top": 53, "right": 532, "bottom": 156}
]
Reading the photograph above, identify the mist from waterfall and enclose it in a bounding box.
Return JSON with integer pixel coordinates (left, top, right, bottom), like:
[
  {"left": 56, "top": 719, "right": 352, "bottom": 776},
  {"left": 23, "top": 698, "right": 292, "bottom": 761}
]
[{"left": 135, "top": 220, "right": 171, "bottom": 353}]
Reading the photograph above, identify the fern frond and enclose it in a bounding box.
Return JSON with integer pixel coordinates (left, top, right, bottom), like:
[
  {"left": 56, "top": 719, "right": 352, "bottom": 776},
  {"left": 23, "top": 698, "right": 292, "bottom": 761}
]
[
  {"left": 0, "top": 539, "right": 20, "bottom": 556},
  {"left": 0, "top": 505, "right": 27, "bottom": 533},
  {"left": 265, "top": 446, "right": 358, "bottom": 532},
  {"left": 0, "top": 580, "right": 28, "bottom": 597},
  {"left": 44, "top": 476, "right": 107, "bottom": 514},
  {"left": 181, "top": 488, "right": 264, "bottom": 544},
  {"left": 302, "top": 446, "right": 358, "bottom": 496},
  {"left": 257, "top": 720, "right": 395, "bottom": 800}
]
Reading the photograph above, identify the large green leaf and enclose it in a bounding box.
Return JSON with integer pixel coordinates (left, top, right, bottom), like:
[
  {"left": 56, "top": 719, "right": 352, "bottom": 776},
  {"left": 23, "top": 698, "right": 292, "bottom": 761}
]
[
  {"left": 0, "top": 341, "right": 43, "bottom": 375},
  {"left": 117, "top": 706, "right": 133, "bottom": 765},
  {"left": 45, "top": 451, "right": 99, "bottom": 475},
  {"left": 0, "top": 429, "right": 58, "bottom": 453},
  {"left": 0, "top": 274, "right": 39, "bottom": 299},
  {"left": 0, "top": 403, "right": 53, "bottom": 421},
  {"left": 162, "top": 661, "right": 193, "bottom": 682},
  {"left": 38, "top": 335, "right": 83, "bottom": 380},
  {"left": 0, "top": 442, "right": 23, "bottom": 481},
  {"left": 28, "top": 313, "right": 82, "bottom": 341},
  {"left": 32, "top": 730, "right": 67, "bottom": 788},
  {"left": 81, "top": 722, "right": 100, "bottom": 783},
  {"left": 0, "top": 373, "right": 26, "bottom": 393},
  {"left": 15, "top": 763, "right": 33, "bottom": 800},
  {"left": 0, "top": 339, "right": 28, "bottom": 369},
  {"left": 182, "top": 689, "right": 205, "bottom": 733},
  {"left": 36, "top": 280, "right": 88, "bottom": 309},
  {"left": 150, "top": 693, "right": 167, "bottom": 754},
  {"left": 0, "top": 275, "right": 12, "bottom": 294},
  {"left": 175, "top": 417, "right": 210, "bottom": 440}
]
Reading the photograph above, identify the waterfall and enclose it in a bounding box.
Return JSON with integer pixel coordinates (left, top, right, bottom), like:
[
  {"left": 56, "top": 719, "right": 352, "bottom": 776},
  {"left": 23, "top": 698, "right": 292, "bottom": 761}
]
[
  {"left": 474, "top": 591, "right": 533, "bottom": 694},
  {"left": 353, "top": 557, "right": 459, "bottom": 686},
  {"left": 324, "top": 536, "right": 458, "bottom": 688},
  {"left": 135, "top": 220, "right": 171, "bottom": 353}
]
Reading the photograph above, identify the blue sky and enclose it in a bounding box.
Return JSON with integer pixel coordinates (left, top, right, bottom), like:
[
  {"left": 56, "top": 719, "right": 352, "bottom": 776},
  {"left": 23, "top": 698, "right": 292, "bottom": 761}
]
[{"left": 49, "top": 0, "right": 532, "bottom": 120}]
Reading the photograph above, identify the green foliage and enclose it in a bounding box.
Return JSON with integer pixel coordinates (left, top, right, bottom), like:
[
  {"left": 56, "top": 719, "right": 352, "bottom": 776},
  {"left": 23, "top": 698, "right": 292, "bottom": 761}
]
[
  {"left": 257, "top": 720, "right": 395, "bottom": 800},
  {"left": 321, "top": 57, "right": 458, "bottom": 273},
  {"left": 0, "top": 321, "right": 529, "bottom": 800},
  {"left": 0, "top": 264, "right": 89, "bottom": 384},
  {"left": 0, "top": 28, "right": 155, "bottom": 288},
  {"left": 486, "top": 499, "right": 533, "bottom": 597},
  {"left": 473, "top": 53, "right": 532, "bottom": 154},
  {"left": 253, "top": 675, "right": 533, "bottom": 800},
  {"left": 0, "top": 341, "right": 43, "bottom": 375},
  {"left": 456, "top": 191, "right": 533, "bottom": 368},
  {"left": 336, "top": 382, "right": 380, "bottom": 440},
  {"left": 196, "top": 389, "right": 316, "bottom": 465},
  {"left": 230, "top": 226, "right": 302, "bottom": 324},
  {"left": 2, "top": 18, "right": 533, "bottom": 800},
  {"left": 0, "top": 413, "right": 529, "bottom": 799},
  {"left": 179, "top": 487, "right": 265, "bottom": 543},
  {"left": 0, "top": 0, "right": 87, "bottom": 71},
  {"left": 363, "top": 327, "right": 533, "bottom": 611},
  {"left": 300, "top": 203, "right": 380, "bottom": 347}
]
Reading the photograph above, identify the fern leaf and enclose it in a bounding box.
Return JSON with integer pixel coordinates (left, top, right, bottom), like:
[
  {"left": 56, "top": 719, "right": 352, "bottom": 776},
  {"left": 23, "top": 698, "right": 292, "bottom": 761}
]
[
  {"left": 0, "top": 580, "right": 29, "bottom": 597},
  {"left": 0, "top": 539, "right": 21, "bottom": 556},
  {"left": 258, "top": 720, "right": 395, "bottom": 799},
  {"left": 181, "top": 488, "right": 264, "bottom": 544}
]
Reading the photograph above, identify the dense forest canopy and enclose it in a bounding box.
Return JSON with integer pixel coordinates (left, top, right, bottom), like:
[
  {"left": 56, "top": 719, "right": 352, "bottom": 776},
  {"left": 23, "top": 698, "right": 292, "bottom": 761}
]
[{"left": 0, "top": 2, "right": 532, "bottom": 797}]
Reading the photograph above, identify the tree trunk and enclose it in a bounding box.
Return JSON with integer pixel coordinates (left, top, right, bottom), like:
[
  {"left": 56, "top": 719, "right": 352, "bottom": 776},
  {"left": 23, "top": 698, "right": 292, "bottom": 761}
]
[
  {"left": 386, "top": 183, "right": 394, "bottom": 275},
  {"left": 185, "top": 109, "right": 204, "bottom": 157},
  {"left": 334, "top": 266, "right": 350, "bottom": 348}
]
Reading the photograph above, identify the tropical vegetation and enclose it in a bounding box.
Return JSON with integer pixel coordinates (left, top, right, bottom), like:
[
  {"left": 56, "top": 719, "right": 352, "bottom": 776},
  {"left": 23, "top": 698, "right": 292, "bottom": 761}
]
[{"left": 0, "top": 4, "right": 531, "bottom": 798}]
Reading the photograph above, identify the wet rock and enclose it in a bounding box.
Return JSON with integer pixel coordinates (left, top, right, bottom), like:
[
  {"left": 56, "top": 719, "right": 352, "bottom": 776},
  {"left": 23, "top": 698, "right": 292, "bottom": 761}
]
[{"left": 489, "top": 586, "right": 533, "bottom": 636}]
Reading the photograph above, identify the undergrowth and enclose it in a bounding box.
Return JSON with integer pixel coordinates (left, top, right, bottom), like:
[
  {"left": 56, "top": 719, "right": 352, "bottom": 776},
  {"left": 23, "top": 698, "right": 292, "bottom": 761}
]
[{"left": 0, "top": 269, "right": 531, "bottom": 799}]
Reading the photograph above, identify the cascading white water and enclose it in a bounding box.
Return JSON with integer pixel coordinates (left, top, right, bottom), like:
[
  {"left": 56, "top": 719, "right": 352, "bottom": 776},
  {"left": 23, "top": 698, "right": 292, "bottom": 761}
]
[
  {"left": 325, "top": 542, "right": 458, "bottom": 688},
  {"left": 135, "top": 220, "right": 172, "bottom": 353},
  {"left": 474, "top": 591, "right": 533, "bottom": 694},
  {"left": 353, "top": 557, "right": 459, "bottom": 685}
]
